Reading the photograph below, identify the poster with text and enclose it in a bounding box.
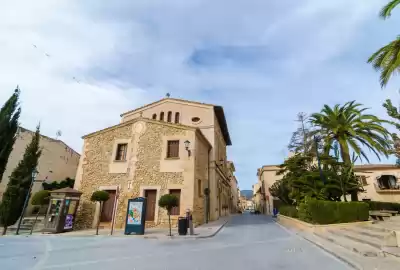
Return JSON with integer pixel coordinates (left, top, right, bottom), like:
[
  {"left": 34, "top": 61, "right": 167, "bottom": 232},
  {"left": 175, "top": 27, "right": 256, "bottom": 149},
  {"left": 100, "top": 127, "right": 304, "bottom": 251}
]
[
  {"left": 127, "top": 201, "right": 143, "bottom": 225},
  {"left": 64, "top": 214, "right": 74, "bottom": 229}
]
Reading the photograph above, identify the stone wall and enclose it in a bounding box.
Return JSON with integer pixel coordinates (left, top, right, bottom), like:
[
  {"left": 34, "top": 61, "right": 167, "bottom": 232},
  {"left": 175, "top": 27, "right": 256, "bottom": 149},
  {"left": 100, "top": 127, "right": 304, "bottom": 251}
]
[
  {"left": 75, "top": 123, "right": 133, "bottom": 229},
  {"left": 129, "top": 122, "right": 185, "bottom": 227},
  {"left": 193, "top": 134, "right": 209, "bottom": 225},
  {"left": 75, "top": 120, "right": 193, "bottom": 230}
]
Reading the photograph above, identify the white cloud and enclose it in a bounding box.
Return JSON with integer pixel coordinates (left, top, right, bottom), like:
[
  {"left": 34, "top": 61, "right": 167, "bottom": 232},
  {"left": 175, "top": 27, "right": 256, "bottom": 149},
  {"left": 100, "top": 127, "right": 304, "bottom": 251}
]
[
  {"left": 0, "top": 0, "right": 146, "bottom": 152},
  {"left": 0, "top": 0, "right": 396, "bottom": 188}
]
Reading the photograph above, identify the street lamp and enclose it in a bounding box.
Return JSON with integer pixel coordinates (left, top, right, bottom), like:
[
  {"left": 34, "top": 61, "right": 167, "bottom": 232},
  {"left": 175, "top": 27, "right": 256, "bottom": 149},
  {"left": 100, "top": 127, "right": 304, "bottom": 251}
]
[
  {"left": 16, "top": 168, "right": 39, "bottom": 235},
  {"left": 184, "top": 140, "right": 191, "bottom": 157},
  {"left": 314, "top": 136, "right": 326, "bottom": 184}
]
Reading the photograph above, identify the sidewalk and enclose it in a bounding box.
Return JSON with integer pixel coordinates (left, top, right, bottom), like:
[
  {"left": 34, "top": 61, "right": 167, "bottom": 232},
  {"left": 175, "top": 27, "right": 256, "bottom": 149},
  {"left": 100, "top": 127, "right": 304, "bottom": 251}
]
[{"left": 31, "top": 216, "right": 230, "bottom": 240}]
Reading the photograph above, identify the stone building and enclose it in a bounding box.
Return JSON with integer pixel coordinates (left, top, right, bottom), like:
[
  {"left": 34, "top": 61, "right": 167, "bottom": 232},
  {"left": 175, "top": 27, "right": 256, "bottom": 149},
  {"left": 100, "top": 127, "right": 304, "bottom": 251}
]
[
  {"left": 74, "top": 97, "right": 232, "bottom": 229},
  {"left": 0, "top": 127, "right": 80, "bottom": 214},
  {"left": 227, "top": 161, "right": 239, "bottom": 213}
]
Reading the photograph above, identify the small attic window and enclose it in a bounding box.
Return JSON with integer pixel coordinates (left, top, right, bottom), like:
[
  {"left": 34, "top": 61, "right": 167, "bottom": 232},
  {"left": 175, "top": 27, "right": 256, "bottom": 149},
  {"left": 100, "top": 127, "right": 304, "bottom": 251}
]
[{"left": 191, "top": 117, "right": 200, "bottom": 123}]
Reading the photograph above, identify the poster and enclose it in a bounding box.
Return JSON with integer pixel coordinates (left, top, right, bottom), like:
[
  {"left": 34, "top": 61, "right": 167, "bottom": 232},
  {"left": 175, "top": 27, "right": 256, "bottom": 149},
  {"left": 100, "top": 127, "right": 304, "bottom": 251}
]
[
  {"left": 64, "top": 214, "right": 74, "bottom": 229},
  {"left": 127, "top": 201, "right": 143, "bottom": 225}
]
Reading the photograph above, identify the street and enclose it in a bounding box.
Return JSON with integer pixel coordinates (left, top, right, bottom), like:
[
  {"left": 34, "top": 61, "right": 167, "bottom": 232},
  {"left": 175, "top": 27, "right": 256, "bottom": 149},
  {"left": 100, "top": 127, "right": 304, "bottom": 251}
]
[{"left": 0, "top": 214, "right": 350, "bottom": 270}]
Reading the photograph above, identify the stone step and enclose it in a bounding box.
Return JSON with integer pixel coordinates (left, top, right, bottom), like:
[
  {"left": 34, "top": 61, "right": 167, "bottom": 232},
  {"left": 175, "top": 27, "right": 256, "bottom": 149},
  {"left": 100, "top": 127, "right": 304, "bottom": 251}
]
[
  {"left": 341, "top": 226, "right": 387, "bottom": 240},
  {"left": 328, "top": 228, "right": 382, "bottom": 249},
  {"left": 315, "top": 230, "right": 383, "bottom": 257}
]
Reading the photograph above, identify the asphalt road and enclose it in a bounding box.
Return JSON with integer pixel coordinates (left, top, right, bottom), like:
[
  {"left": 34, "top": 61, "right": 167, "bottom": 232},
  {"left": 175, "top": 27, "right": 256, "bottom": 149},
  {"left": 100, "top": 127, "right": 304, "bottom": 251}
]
[{"left": 0, "top": 214, "right": 350, "bottom": 270}]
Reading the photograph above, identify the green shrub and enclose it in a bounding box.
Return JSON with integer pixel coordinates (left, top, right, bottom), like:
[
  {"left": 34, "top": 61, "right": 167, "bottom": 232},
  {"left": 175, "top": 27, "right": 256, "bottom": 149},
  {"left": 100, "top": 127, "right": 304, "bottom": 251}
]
[
  {"left": 298, "top": 199, "right": 369, "bottom": 224},
  {"left": 365, "top": 201, "right": 400, "bottom": 212},
  {"left": 279, "top": 205, "right": 298, "bottom": 218}
]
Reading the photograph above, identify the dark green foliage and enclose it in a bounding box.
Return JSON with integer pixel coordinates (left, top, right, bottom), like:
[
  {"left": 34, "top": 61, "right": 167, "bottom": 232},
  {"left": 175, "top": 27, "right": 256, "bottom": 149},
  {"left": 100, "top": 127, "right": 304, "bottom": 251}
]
[
  {"left": 42, "top": 178, "right": 74, "bottom": 191},
  {"left": 0, "top": 125, "right": 41, "bottom": 235},
  {"left": 90, "top": 190, "right": 110, "bottom": 202},
  {"left": 269, "top": 179, "right": 293, "bottom": 205},
  {"left": 31, "top": 190, "right": 50, "bottom": 206},
  {"left": 365, "top": 201, "right": 400, "bottom": 212},
  {"left": 158, "top": 194, "right": 179, "bottom": 212},
  {"left": 0, "top": 88, "right": 21, "bottom": 182},
  {"left": 158, "top": 194, "right": 179, "bottom": 236},
  {"left": 91, "top": 190, "right": 110, "bottom": 235},
  {"left": 298, "top": 199, "right": 369, "bottom": 224},
  {"left": 279, "top": 205, "right": 298, "bottom": 218}
]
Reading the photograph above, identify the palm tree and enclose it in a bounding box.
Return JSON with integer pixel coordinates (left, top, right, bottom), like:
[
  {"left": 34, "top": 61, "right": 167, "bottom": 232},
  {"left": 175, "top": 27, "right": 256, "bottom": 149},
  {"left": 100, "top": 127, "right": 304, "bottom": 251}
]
[
  {"left": 309, "top": 101, "right": 392, "bottom": 200},
  {"left": 368, "top": 0, "right": 400, "bottom": 87}
]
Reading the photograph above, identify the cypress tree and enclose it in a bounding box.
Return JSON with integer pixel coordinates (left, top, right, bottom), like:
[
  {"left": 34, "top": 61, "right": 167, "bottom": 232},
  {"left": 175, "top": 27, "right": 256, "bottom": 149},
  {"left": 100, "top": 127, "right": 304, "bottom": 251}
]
[
  {"left": 0, "top": 87, "right": 21, "bottom": 182},
  {"left": 0, "top": 125, "right": 41, "bottom": 235}
]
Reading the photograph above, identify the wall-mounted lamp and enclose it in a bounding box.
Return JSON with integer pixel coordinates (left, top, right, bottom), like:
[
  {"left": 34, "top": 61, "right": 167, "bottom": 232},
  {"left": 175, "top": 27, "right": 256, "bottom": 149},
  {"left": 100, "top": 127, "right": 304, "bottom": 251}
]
[{"left": 184, "top": 140, "right": 191, "bottom": 157}]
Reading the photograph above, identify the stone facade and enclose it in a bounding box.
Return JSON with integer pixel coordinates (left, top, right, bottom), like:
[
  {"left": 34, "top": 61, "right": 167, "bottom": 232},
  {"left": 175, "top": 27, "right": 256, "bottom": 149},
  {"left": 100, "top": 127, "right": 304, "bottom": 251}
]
[
  {"left": 75, "top": 118, "right": 212, "bottom": 229},
  {"left": 74, "top": 97, "right": 233, "bottom": 230}
]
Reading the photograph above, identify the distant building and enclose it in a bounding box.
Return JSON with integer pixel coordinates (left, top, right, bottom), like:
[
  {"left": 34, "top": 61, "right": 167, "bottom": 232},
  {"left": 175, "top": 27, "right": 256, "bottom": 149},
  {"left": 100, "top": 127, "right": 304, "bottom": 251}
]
[{"left": 0, "top": 127, "right": 80, "bottom": 214}]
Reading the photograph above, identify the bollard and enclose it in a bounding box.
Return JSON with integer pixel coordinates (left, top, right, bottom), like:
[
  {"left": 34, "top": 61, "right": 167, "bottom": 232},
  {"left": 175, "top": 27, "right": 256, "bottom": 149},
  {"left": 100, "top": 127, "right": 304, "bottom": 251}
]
[{"left": 186, "top": 209, "right": 194, "bottom": 235}]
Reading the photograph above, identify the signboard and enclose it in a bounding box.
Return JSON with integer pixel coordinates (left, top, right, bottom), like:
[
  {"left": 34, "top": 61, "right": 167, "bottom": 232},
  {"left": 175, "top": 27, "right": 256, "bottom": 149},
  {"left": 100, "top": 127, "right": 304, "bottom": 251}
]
[
  {"left": 64, "top": 214, "right": 74, "bottom": 229},
  {"left": 124, "top": 197, "right": 147, "bottom": 235}
]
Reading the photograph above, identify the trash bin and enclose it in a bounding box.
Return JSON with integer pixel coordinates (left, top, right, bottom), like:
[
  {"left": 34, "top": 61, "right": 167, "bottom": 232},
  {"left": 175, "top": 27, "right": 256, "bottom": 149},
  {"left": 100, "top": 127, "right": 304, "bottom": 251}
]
[{"left": 178, "top": 217, "right": 188, "bottom": 235}]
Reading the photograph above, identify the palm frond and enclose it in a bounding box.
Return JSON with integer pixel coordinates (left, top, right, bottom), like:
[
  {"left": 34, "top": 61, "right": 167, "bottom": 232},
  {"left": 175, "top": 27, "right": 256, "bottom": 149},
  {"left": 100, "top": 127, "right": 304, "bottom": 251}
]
[{"left": 380, "top": 0, "right": 400, "bottom": 19}]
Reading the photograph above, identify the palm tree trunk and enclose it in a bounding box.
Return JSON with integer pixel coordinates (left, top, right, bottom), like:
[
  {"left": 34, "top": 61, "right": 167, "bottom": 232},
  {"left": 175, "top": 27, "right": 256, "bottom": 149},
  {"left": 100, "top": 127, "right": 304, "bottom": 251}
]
[
  {"left": 30, "top": 207, "right": 41, "bottom": 235},
  {"left": 96, "top": 202, "right": 102, "bottom": 235},
  {"left": 168, "top": 212, "right": 171, "bottom": 236},
  {"left": 339, "top": 141, "right": 358, "bottom": 201}
]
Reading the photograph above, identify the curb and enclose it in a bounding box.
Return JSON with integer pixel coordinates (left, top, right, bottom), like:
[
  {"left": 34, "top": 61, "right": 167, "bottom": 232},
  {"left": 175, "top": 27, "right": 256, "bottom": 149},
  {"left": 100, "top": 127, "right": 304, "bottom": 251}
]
[
  {"left": 299, "top": 232, "right": 362, "bottom": 270},
  {"left": 194, "top": 218, "right": 230, "bottom": 239},
  {"left": 143, "top": 218, "right": 230, "bottom": 240},
  {"left": 274, "top": 220, "right": 361, "bottom": 270}
]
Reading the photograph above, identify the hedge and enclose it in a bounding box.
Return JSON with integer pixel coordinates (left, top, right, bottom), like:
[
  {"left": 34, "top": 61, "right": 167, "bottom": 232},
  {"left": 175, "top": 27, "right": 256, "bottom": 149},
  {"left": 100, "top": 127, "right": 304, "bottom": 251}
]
[
  {"left": 365, "top": 201, "right": 400, "bottom": 212},
  {"left": 279, "top": 205, "right": 298, "bottom": 218},
  {"left": 298, "top": 199, "right": 369, "bottom": 224}
]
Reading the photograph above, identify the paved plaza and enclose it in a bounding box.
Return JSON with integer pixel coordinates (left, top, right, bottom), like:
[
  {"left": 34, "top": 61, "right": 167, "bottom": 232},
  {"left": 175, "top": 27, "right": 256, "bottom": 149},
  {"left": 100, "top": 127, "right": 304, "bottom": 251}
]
[{"left": 0, "top": 214, "right": 350, "bottom": 270}]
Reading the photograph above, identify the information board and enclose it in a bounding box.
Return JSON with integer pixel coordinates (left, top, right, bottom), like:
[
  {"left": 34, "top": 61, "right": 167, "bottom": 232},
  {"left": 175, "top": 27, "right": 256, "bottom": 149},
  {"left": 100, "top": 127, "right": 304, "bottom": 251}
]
[{"left": 124, "top": 197, "right": 147, "bottom": 235}]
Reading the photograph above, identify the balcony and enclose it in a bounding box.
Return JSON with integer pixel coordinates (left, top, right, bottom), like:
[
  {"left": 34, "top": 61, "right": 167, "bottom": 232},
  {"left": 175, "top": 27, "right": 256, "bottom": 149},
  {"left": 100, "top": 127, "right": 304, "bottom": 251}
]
[{"left": 374, "top": 175, "right": 400, "bottom": 193}]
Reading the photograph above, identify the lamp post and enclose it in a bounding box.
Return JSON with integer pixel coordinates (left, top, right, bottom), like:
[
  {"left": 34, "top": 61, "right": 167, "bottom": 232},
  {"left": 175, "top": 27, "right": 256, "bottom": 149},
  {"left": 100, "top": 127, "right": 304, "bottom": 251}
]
[
  {"left": 314, "top": 136, "right": 326, "bottom": 184},
  {"left": 16, "top": 168, "right": 39, "bottom": 235},
  {"left": 184, "top": 140, "right": 191, "bottom": 157}
]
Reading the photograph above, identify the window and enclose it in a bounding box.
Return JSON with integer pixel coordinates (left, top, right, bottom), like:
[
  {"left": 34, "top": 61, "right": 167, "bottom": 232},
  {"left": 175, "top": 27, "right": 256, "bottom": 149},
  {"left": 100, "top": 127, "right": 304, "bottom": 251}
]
[
  {"left": 160, "top": 112, "right": 165, "bottom": 121},
  {"left": 167, "top": 140, "right": 179, "bottom": 158},
  {"left": 175, "top": 112, "right": 180, "bottom": 123},
  {"left": 169, "top": 189, "right": 181, "bottom": 215},
  {"left": 167, "top": 111, "right": 172, "bottom": 122},
  {"left": 115, "top": 143, "right": 127, "bottom": 161},
  {"left": 358, "top": 176, "right": 368, "bottom": 186},
  {"left": 192, "top": 117, "right": 200, "bottom": 123},
  {"left": 198, "top": 179, "right": 202, "bottom": 197},
  {"left": 152, "top": 113, "right": 157, "bottom": 120}
]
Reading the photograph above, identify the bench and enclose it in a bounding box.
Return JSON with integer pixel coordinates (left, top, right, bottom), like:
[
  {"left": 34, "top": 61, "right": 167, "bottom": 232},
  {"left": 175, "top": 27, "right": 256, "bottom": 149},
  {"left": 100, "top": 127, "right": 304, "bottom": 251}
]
[
  {"left": 379, "top": 210, "right": 398, "bottom": 216},
  {"left": 369, "top": 211, "right": 391, "bottom": 221}
]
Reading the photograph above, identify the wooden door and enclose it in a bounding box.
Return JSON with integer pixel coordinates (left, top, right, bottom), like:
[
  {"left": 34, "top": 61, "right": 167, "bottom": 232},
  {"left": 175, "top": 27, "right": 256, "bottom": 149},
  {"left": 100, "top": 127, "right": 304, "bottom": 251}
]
[
  {"left": 145, "top": 190, "right": 157, "bottom": 221},
  {"left": 100, "top": 190, "right": 116, "bottom": 222}
]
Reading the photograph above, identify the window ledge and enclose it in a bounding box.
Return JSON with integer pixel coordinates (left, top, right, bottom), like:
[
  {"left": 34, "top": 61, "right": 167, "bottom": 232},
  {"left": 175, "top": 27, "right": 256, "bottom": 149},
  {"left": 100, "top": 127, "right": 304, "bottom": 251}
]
[
  {"left": 113, "top": 160, "right": 127, "bottom": 163},
  {"left": 165, "top": 157, "right": 180, "bottom": 160}
]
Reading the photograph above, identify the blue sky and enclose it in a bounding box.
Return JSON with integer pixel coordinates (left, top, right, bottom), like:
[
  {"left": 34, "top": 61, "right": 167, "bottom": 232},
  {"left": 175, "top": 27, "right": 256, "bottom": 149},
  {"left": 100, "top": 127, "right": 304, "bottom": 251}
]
[{"left": 1, "top": 0, "right": 400, "bottom": 189}]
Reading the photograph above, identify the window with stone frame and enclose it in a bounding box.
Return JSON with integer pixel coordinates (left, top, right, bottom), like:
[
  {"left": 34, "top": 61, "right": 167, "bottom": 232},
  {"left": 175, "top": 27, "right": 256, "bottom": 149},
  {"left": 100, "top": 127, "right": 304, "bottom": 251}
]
[
  {"left": 169, "top": 189, "right": 181, "bottom": 215},
  {"left": 166, "top": 140, "right": 179, "bottom": 158},
  {"left": 115, "top": 143, "right": 128, "bottom": 161},
  {"left": 167, "top": 111, "right": 172, "bottom": 122}
]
